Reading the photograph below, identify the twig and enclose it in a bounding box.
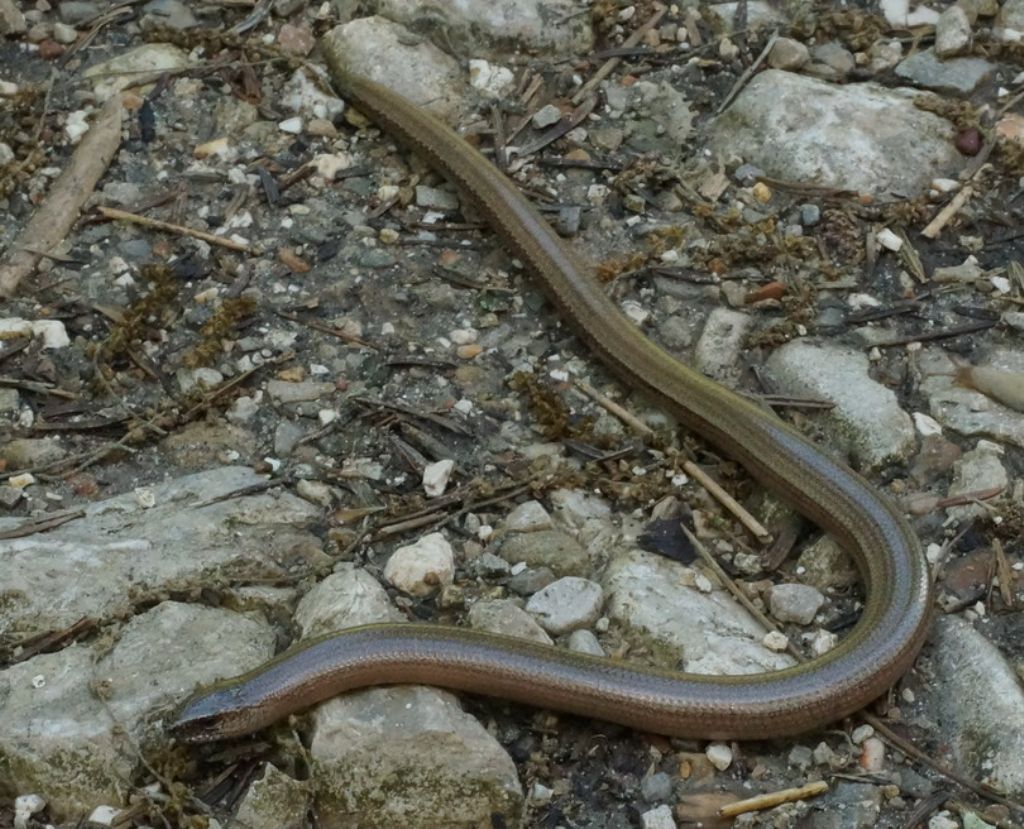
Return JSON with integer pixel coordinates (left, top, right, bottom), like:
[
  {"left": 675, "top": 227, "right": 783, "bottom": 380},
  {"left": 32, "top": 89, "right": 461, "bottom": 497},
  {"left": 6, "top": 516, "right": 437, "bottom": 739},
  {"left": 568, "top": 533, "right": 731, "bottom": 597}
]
[
  {"left": 0, "top": 509, "right": 85, "bottom": 539},
  {"left": 921, "top": 185, "right": 975, "bottom": 240},
  {"left": 718, "top": 781, "right": 829, "bottom": 817},
  {"left": 682, "top": 460, "right": 771, "bottom": 543},
  {"left": 679, "top": 524, "right": 801, "bottom": 661},
  {"left": 871, "top": 319, "right": 995, "bottom": 348},
  {"left": 573, "top": 378, "right": 653, "bottom": 435},
  {"left": 716, "top": 31, "right": 779, "bottom": 115},
  {"left": 96, "top": 206, "right": 251, "bottom": 252},
  {"left": 992, "top": 538, "right": 1014, "bottom": 610},
  {"left": 0, "top": 94, "right": 123, "bottom": 297},
  {"left": 571, "top": 4, "right": 667, "bottom": 104}
]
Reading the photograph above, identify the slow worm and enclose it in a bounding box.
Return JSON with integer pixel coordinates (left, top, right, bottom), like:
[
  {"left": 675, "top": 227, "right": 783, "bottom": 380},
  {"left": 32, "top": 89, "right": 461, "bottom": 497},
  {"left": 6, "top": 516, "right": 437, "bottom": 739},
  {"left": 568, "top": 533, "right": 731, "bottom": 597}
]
[{"left": 170, "top": 58, "right": 932, "bottom": 743}]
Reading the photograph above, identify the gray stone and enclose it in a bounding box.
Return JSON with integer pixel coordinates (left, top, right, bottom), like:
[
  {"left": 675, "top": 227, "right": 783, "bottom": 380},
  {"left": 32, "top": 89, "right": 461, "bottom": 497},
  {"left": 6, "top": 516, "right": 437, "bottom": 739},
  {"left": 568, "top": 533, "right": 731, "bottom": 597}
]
[
  {"left": 604, "top": 549, "right": 794, "bottom": 675},
  {"left": 927, "top": 616, "right": 1024, "bottom": 796},
  {"left": 895, "top": 48, "right": 994, "bottom": 94},
  {"left": 267, "top": 379, "right": 334, "bottom": 403},
  {"left": 468, "top": 551, "right": 511, "bottom": 579},
  {"left": 770, "top": 583, "right": 825, "bottom": 625},
  {"left": 694, "top": 307, "right": 752, "bottom": 381},
  {"left": 998, "top": 0, "right": 1024, "bottom": 36},
  {"left": 274, "top": 420, "right": 305, "bottom": 455},
  {"left": 946, "top": 440, "right": 1007, "bottom": 522},
  {"left": 58, "top": 1, "right": 102, "bottom": 24},
  {"left": 0, "top": 0, "right": 26, "bottom": 33},
  {"left": 811, "top": 42, "right": 855, "bottom": 76},
  {"left": 767, "top": 37, "right": 809, "bottom": 70},
  {"left": 294, "top": 564, "right": 403, "bottom": 638},
  {"left": 310, "top": 687, "right": 523, "bottom": 827},
  {"left": 568, "top": 628, "right": 605, "bottom": 656},
  {"left": 532, "top": 104, "right": 562, "bottom": 129},
  {"left": 710, "top": 70, "right": 964, "bottom": 197},
  {"left": 800, "top": 203, "right": 821, "bottom": 226},
  {"left": 503, "top": 499, "right": 553, "bottom": 532},
  {"left": 507, "top": 565, "right": 556, "bottom": 596},
  {"left": 640, "top": 771, "right": 674, "bottom": 803},
  {"left": 497, "top": 529, "right": 590, "bottom": 577},
  {"left": 468, "top": 598, "right": 553, "bottom": 645},
  {"left": 0, "top": 602, "right": 275, "bottom": 821},
  {"left": 0, "top": 466, "right": 322, "bottom": 635},
  {"left": 374, "top": 0, "right": 592, "bottom": 55},
  {"left": 143, "top": 0, "right": 197, "bottom": 29},
  {"left": 233, "top": 763, "right": 310, "bottom": 829},
  {"left": 936, "top": 5, "right": 972, "bottom": 56},
  {"left": 415, "top": 184, "right": 460, "bottom": 212},
  {"left": 525, "top": 576, "right": 603, "bottom": 635},
  {"left": 797, "top": 536, "right": 858, "bottom": 591},
  {"left": 765, "top": 341, "right": 915, "bottom": 469},
  {"left": 322, "top": 18, "right": 466, "bottom": 121},
  {"left": 1, "top": 437, "right": 64, "bottom": 469}
]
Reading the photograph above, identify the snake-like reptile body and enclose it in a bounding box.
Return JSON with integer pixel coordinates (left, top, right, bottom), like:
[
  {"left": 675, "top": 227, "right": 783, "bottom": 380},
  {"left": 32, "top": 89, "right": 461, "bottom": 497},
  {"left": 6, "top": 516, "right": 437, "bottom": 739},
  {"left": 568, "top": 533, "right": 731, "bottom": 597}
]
[{"left": 170, "top": 58, "right": 932, "bottom": 743}]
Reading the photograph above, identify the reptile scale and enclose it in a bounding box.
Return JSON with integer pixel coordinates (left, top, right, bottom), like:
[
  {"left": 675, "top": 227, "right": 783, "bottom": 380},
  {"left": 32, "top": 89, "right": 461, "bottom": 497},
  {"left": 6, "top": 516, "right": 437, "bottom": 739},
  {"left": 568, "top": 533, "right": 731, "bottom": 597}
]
[{"left": 170, "top": 57, "right": 933, "bottom": 743}]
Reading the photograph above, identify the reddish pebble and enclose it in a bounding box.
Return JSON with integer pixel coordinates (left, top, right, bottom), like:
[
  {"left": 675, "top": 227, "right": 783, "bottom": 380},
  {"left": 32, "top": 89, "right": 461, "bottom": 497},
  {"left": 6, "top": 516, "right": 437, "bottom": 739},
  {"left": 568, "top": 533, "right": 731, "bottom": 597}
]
[
  {"left": 744, "top": 280, "right": 785, "bottom": 304},
  {"left": 955, "top": 127, "right": 982, "bottom": 156},
  {"left": 38, "top": 40, "right": 66, "bottom": 60}
]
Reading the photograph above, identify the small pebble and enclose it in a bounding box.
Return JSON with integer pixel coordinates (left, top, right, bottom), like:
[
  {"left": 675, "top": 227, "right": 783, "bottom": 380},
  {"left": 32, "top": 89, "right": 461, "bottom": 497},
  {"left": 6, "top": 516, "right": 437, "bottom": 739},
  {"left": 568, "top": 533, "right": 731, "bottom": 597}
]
[
  {"left": 860, "top": 736, "right": 886, "bottom": 771},
  {"left": 705, "top": 742, "right": 733, "bottom": 770},
  {"left": 640, "top": 804, "right": 677, "bottom": 829},
  {"left": 422, "top": 459, "right": 455, "bottom": 497},
  {"left": 955, "top": 127, "right": 982, "bottom": 156},
  {"left": 383, "top": 531, "right": 455, "bottom": 596}
]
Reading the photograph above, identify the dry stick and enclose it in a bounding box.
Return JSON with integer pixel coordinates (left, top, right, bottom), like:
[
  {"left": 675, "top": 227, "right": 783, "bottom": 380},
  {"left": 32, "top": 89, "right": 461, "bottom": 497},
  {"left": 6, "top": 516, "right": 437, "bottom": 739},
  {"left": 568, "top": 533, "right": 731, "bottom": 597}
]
[
  {"left": 96, "top": 206, "right": 252, "bottom": 252},
  {"left": 574, "top": 378, "right": 771, "bottom": 542},
  {"left": 716, "top": 31, "right": 779, "bottom": 115},
  {"left": 993, "top": 538, "right": 1014, "bottom": 610},
  {"left": 682, "top": 459, "right": 772, "bottom": 543},
  {"left": 0, "top": 509, "right": 85, "bottom": 540},
  {"left": 570, "top": 3, "right": 667, "bottom": 104},
  {"left": 718, "top": 780, "right": 829, "bottom": 818},
  {"left": 921, "top": 185, "right": 975, "bottom": 240},
  {"left": 921, "top": 140, "right": 996, "bottom": 240},
  {"left": 0, "top": 94, "right": 123, "bottom": 298}
]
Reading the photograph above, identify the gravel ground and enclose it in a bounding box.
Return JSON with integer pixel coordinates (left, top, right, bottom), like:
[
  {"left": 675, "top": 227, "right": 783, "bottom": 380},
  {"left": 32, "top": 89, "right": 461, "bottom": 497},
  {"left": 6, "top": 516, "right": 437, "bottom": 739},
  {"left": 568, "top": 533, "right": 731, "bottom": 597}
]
[{"left": 2, "top": 1, "right": 1024, "bottom": 827}]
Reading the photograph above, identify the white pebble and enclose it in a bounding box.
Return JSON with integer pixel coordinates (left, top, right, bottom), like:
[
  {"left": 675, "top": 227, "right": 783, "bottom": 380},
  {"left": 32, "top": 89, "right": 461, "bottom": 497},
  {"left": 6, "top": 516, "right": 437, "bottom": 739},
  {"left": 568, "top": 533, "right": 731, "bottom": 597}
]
[
  {"left": 762, "top": 630, "right": 789, "bottom": 652},
  {"left": 383, "top": 531, "right": 455, "bottom": 596},
  {"left": 87, "top": 805, "right": 120, "bottom": 826},
  {"left": 705, "top": 742, "right": 733, "bottom": 770},
  {"left": 859, "top": 736, "right": 886, "bottom": 771},
  {"left": 13, "top": 794, "right": 45, "bottom": 829},
  {"left": 851, "top": 724, "right": 874, "bottom": 744},
  {"left": 422, "top": 459, "right": 455, "bottom": 497},
  {"left": 279, "top": 116, "right": 303, "bottom": 134},
  {"left": 876, "top": 228, "right": 903, "bottom": 251},
  {"left": 640, "top": 804, "right": 677, "bottom": 829}
]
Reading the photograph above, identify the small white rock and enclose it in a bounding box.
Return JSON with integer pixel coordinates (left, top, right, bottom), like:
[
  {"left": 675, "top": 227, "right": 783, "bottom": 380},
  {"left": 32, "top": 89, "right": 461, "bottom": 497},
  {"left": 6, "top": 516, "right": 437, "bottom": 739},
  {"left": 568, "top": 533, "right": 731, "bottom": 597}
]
[
  {"left": 705, "top": 742, "right": 733, "bottom": 770},
  {"left": 13, "top": 794, "right": 45, "bottom": 829},
  {"left": 851, "top": 724, "right": 875, "bottom": 744},
  {"left": 422, "top": 458, "right": 455, "bottom": 497},
  {"left": 928, "top": 811, "right": 959, "bottom": 829},
  {"left": 877, "top": 228, "right": 903, "bottom": 251},
  {"left": 383, "top": 531, "right": 455, "bottom": 596},
  {"left": 86, "top": 805, "right": 121, "bottom": 826},
  {"left": 809, "top": 628, "right": 839, "bottom": 656},
  {"left": 762, "top": 630, "right": 790, "bottom": 652},
  {"left": 912, "top": 412, "right": 943, "bottom": 436},
  {"left": 859, "top": 736, "right": 886, "bottom": 771},
  {"left": 278, "top": 116, "right": 303, "bottom": 134},
  {"left": 504, "top": 500, "right": 553, "bottom": 532},
  {"left": 640, "top": 804, "right": 677, "bottom": 829}
]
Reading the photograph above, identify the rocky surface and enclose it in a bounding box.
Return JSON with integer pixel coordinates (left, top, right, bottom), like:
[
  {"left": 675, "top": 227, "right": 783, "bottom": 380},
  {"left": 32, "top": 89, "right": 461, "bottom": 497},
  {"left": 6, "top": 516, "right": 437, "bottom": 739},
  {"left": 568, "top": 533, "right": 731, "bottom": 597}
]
[{"left": 2, "top": 1, "right": 1024, "bottom": 828}]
